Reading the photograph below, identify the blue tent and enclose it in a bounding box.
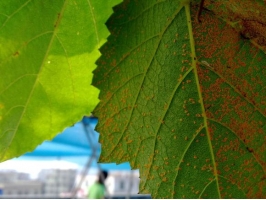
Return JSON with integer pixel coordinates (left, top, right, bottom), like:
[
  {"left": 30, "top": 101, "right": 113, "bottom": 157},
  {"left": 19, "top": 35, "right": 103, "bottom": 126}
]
[{"left": 18, "top": 117, "right": 131, "bottom": 171}]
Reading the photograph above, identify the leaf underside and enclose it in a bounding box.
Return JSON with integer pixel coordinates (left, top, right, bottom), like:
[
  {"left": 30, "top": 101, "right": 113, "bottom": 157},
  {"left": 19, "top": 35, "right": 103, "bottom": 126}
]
[
  {"left": 93, "top": 0, "right": 266, "bottom": 198},
  {"left": 0, "top": 0, "right": 121, "bottom": 161}
]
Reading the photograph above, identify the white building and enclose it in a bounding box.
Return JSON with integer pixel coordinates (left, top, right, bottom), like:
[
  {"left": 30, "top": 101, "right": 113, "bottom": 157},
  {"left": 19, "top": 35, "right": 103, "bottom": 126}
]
[
  {"left": 2, "top": 180, "right": 43, "bottom": 197},
  {"left": 105, "top": 170, "right": 140, "bottom": 197},
  {"left": 0, "top": 171, "right": 42, "bottom": 198},
  {"left": 0, "top": 170, "right": 29, "bottom": 183},
  {"left": 38, "top": 169, "right": 77, "bottom": 197}
]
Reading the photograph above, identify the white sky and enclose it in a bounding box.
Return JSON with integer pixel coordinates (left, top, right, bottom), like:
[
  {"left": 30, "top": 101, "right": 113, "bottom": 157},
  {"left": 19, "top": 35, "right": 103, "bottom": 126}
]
[{"left": 0, "top": 159, "right": 82, "bottom": 179}]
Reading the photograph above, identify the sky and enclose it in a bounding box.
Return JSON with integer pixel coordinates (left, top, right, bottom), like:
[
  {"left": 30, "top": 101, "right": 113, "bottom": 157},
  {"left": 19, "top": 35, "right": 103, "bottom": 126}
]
[{"left": 0, "top": 159, "right": 83, "bottom": 179}]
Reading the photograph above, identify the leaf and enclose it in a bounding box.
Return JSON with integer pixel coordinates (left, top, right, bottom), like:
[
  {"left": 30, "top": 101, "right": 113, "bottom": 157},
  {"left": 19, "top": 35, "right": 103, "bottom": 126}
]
[
  {"left": 93, "top": 0, "right": 266, "bottom": 198},
  {"left": 0, "top": 0, "right": 121, "bottom": 161}
]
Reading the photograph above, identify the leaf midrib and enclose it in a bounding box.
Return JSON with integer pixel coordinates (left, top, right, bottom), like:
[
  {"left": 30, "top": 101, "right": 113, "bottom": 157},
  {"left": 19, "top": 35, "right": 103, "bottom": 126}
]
[
  {"left": 200, "top": 52, "right": 266, "bottom": 175},
  {"left": 185, "top": 4, "right": 222, "bottom": 198}
]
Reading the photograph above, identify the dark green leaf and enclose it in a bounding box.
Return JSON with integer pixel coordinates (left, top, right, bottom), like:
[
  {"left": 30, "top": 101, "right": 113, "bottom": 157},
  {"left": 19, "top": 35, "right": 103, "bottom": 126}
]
[{"left": 93, "top": 0, "right": 266, "bottom": 198}]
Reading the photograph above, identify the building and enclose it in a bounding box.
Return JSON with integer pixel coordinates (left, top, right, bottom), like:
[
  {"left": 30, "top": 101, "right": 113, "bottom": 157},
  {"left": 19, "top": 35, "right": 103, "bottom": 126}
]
[
  {"left": 0, "top": 170, "right": 42, "bottom": 198},
  {"left": 105, "top": 170, "right": 142, "bottom": 198},
  {"left": 38, "top": 169, "right": 77, "bottom": 197},
  {"left": 3, "top": 180, "right": 43, "bottom": 197},
  {"left": 0, "top": 170, "right": 29, "bottom": 183}
]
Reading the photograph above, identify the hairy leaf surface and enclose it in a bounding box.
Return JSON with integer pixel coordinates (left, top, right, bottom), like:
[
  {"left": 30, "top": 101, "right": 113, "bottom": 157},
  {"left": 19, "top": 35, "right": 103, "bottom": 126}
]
[
  {"left": 0, "top": 0, "right": 121, "bottom": 161},
  {"left": 93, "top": 0, "right": 266, "bottom": 198}
]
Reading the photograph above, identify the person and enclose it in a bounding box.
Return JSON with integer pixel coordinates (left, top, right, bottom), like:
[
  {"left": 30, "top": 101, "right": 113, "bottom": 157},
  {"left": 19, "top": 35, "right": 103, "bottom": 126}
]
[{"left": 88, "top": 170, "right": 108, "bottom": 199}]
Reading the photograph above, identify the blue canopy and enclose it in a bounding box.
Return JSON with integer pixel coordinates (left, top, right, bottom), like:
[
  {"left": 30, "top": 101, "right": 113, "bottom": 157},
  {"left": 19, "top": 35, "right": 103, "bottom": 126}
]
[
  {"left": 24, "top": 120, "right": 97, "bottom": 157},
  {"left": 19, "top": 117, "right": 131, "bottom": 171}
]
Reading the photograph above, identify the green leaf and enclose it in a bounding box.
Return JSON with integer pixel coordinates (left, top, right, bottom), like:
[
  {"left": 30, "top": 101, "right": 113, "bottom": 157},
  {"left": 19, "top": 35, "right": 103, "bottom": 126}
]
[
  {"left": 0, "top": 0, "right": 121, "bottom": 161},
  {"left": 93, "top": 0, "right": 266, "bottom": 198}
]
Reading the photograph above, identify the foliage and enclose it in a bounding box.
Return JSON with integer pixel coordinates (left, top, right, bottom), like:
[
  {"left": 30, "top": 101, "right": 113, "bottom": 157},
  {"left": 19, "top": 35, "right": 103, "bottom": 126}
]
[
  {"left": 1, "top": 0, "right": 266, "bottom": 198},
  {"left": 93, "top": 0, "right": 266, "bottom": 198},
  {"left": 0, "top": 0, "right": 121, "bottom": 161}
]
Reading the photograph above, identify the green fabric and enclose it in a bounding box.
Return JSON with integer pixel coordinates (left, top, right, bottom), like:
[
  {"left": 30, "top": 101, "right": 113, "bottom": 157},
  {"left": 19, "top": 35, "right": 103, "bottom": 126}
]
[{"left": 88, "top": 183, "right": 105, "bottom": 199}]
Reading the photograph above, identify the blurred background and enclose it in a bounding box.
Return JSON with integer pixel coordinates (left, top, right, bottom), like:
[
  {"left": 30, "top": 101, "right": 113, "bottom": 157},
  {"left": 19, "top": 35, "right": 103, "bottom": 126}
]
[{"left": 0, "top": 117, "right": 151, "bottom": 199}]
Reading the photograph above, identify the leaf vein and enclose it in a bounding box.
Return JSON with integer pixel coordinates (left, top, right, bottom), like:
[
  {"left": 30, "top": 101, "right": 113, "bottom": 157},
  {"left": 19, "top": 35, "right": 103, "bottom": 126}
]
[
  {"left": 171, "top": 126, "right": 205, "bottom": 198},
  {"left": 101, "top": 4, "right": 184, "bottom": 160},
  {"left": 0, "top": 74, "right": 37, "bottom": 95},
  {"left": 3, "top": 105, "right": 25, "bottom": 117},
  {"left": 142, "top": 67, "right": 194, "bottom": 188},
  {"left": 208, "top": 118, "right": 266, "bottom": 174},
  {"left": 0, "top": 129, "right": 15, "bottom": 139},
  {"left": 0, "top": 31, "right": 53, "bottom": 67},
  {"left": 102, "top": 34, "right": 159, "bottom": 79},
  {"left": 200, "top": 62, "right": 266, "bottom": 118},
  {"left": 185, "top": 5, "right": 221, "bottom": 197},
  {"left": 87, "top": 0, "right": 100, "bottom": 48},
  {"left": 97, "top": 73, "right": 144, "bottom": 126},
  {"left": 55, "top": 34, "right": 76, "bottom": 116},
  {"left": 0, "top": 0, "right": 33, "bottom": 30},
  {"left": 198, "top": 178, "right": 215, "bottom": 198},
  {"left": 218, "top": 174, "right": 247, "bottom": 197},
  {"left": 113, "top": 0, "right": 167, "bottom": 26}
]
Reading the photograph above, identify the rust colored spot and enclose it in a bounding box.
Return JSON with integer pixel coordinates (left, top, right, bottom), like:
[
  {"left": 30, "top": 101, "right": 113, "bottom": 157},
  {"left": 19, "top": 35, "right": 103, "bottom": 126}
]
[
  {"left": 246, "top": 147, "right": 254, "bottom": 153},
  {"left": 203, "top": 0, "right": 266, "bottom": 52},
  {"left": 54, "top": 13, "right": 61, "bottom": 28},
  {"left": 127, "top": 140, "right": 133, "bottom": 144},
  {"left": 13, "top": 51, "right": 19, "bottom": 56}
]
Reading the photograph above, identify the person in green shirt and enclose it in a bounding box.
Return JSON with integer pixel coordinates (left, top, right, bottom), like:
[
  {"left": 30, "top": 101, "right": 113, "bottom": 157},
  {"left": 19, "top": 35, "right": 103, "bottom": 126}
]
[{"left": 88, "top": 170, "right": 108, "bottom": 199}]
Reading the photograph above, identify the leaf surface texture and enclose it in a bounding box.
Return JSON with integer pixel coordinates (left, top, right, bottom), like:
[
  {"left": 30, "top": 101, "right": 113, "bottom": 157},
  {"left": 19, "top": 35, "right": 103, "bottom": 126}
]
[
  {"left": 0, "top": 0, "right": 121, "bottom": 161},
  {"left": 93, "top": 0, "right": 266, "bottom": 198}
]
